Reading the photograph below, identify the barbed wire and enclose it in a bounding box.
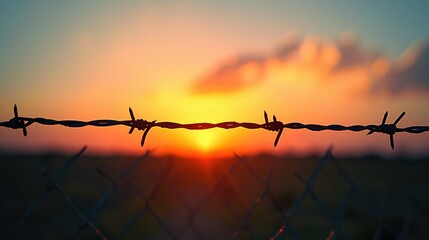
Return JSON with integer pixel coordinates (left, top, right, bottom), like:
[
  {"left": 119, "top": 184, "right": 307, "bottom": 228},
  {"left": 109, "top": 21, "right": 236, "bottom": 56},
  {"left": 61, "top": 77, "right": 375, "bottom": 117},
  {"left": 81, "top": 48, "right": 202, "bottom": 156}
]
[{"left": 1, "top": 105, "right": 429, "bottom": 149}]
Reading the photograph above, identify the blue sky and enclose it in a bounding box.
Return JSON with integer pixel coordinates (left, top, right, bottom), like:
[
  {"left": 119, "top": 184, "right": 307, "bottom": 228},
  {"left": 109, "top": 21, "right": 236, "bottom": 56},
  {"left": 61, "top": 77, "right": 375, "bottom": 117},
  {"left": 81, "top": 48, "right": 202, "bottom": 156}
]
[{"left": 1, "top": 1, "right": 429, "bottom": 58}]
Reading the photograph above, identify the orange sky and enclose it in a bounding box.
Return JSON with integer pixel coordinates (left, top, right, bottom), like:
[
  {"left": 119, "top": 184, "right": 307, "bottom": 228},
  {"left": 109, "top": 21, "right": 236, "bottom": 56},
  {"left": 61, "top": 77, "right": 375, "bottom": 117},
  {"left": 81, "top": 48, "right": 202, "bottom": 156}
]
[{"left": 1, "top": 2, "right": 429, "bottom": 158}]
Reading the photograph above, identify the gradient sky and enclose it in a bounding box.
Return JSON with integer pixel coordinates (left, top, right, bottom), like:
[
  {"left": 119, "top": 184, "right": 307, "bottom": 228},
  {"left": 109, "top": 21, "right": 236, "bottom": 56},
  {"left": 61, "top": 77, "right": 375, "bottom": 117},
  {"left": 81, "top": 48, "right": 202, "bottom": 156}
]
[{"left": 1, "top": 1, "right": 429, "bottom": 158}]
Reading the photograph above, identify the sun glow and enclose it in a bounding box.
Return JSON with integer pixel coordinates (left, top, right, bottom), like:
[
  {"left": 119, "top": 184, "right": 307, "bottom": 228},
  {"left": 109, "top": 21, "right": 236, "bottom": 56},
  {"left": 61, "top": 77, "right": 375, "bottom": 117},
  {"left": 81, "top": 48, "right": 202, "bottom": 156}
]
[{"left": 194, "top": 130, "right": 219, "bottom": 153}]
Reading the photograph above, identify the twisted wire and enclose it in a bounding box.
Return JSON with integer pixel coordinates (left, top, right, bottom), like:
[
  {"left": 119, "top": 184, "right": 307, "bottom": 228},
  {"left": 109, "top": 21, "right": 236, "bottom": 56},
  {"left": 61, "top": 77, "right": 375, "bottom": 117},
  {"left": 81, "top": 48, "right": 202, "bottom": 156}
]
[{"left": 1, "top": 105, "right": 428, "bottom": 149}]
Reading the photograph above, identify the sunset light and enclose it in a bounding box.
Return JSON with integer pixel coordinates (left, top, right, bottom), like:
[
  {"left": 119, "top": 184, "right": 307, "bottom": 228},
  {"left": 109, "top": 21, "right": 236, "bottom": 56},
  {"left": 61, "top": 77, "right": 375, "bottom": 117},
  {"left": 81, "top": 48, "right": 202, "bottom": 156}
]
[
  {"left": 2, "top": 2, "right": 429, "bottom": 239},
  {"left": 0, "top": 1, "right": 428, "bottom": 157},
  {"left": 194, "top": 130, "right": 219, "bottom": 153}
]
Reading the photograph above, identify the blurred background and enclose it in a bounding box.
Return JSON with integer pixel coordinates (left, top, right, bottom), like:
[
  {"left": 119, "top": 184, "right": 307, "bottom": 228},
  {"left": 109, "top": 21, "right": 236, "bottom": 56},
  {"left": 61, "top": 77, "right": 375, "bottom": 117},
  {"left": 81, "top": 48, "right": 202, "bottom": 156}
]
[
  {"left": 1, "top": 151, "right": 429, "bottom": 239},
  {"left": 1, "top": 1, "right": 429, "bottom": 239}
]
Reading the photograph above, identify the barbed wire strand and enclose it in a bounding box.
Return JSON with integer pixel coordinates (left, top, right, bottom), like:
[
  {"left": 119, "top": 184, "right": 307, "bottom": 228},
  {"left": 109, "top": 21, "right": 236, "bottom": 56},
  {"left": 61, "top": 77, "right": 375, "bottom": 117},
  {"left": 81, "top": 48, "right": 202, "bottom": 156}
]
[{"left": 2, "top": 105, "right": 429, "bottom": 149}]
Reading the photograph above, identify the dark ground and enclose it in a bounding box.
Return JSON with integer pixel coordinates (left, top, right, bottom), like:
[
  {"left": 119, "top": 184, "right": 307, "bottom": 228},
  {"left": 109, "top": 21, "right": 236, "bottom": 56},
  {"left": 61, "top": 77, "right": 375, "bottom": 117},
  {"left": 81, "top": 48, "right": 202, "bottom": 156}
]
[{"left": 1, "top": 150, "right": 428, "bottom": 239}]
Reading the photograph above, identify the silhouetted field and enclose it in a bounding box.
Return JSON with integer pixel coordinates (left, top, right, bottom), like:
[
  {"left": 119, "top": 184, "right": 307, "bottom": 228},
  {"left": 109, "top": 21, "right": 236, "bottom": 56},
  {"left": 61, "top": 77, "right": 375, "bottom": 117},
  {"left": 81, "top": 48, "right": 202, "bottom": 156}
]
[{"left": 1, "top": 152, "right": 428, "bottom": 239}]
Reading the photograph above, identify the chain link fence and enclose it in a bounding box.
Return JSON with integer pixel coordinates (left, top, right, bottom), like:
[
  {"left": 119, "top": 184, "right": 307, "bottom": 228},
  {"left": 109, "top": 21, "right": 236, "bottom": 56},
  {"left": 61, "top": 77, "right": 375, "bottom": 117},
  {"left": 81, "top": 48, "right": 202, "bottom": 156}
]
[{"left": 2, "top": 146, "right": 428, "bottom": 239}]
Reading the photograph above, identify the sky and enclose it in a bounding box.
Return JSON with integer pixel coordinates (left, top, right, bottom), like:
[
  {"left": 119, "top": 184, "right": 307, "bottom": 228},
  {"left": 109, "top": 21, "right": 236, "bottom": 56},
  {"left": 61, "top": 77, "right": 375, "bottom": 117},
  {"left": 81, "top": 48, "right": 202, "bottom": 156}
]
[{"left": 1, "top": 1, "right": 429, "bottom": 158}]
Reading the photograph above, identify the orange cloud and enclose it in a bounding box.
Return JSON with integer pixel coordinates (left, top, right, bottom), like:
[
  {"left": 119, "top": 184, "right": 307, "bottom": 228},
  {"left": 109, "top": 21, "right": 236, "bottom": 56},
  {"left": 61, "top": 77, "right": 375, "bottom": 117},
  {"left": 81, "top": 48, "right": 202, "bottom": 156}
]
[
  {"left": 193, "top": 54, "right": 266, "bottom": 93},
  {"left": 192, "top": 33, "right": 429, "bottom": 97}
]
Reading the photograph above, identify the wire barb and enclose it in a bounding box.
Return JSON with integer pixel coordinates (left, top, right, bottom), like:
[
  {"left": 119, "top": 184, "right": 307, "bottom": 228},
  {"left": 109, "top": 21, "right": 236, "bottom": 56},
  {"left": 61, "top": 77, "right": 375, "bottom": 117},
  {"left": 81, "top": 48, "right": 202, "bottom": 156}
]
[
  {"left": 367, "top": 111, "right": 406, "bottom": 149},
  {"left": 128, "top": 107, "right": 156, "bottom": 147},
  {"left": 263, "top": 111, "right": 284, "bottom": 147},
  {"left": 7, "top": 104, "right": 28, "bottom": 136}
]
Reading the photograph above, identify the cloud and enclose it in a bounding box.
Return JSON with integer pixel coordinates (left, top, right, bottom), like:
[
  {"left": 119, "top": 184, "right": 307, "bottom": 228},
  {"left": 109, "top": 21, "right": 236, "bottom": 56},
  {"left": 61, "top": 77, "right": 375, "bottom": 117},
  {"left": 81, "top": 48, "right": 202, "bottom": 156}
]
[
  {"left": 193, "top": 54, "right": 266, "bottom": 93},
  {"left": 374, "top": 41, "right": 429, "bottom": 95},
  {"left": 192, "top": 33, "right": 429, "bottom": 96},
  {"left": 332, "top": 33, "right": 382, "bottom": 72}
]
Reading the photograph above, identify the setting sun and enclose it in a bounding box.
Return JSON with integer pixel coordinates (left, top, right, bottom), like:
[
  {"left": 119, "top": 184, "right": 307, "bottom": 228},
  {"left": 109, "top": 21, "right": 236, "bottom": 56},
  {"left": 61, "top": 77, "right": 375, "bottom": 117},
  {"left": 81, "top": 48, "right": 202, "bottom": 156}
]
[
  {"left": 1, "top": 2, "right": 429, "bottom": 239},
  {"left": 194, "top": 130, "right": 218, "bottom": 152},
  {"left": 0, "top": 1, "right": 428, "bottom": 158}
]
